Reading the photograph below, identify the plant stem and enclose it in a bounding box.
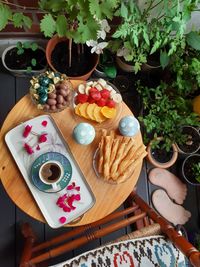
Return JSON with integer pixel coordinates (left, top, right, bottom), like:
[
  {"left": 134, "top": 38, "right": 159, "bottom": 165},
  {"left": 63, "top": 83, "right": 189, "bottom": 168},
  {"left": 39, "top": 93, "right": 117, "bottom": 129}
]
[
  {"left": 0, "top": 0, "right": 39, "bottom": 10},
  {"left": 69, "top": 38, "right": 72, "bottom": 68}
]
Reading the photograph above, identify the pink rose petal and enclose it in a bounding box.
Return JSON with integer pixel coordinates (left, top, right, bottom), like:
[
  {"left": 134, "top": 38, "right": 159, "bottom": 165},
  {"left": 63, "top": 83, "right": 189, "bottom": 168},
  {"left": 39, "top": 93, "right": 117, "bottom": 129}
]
[
  {"left": 23, "top": 125, "right": 32, "bottom": 138},
  {"left": 36, "top": 145, "right": 40, "bottom": 150},
  {"left": 24, "top": 143, "right": 34, "bottom": 155},
  {"left": 59, "top": 217, "right": 66, "bottom": 224},
  {"left": 63, "top": 206, "right": 71, "bottom": 212},
  {"left": 41, "top": 120, "right": 48, "bottom": 127},
  {"left": 38, "top": 133, "right": 47, "bottom": 143}
]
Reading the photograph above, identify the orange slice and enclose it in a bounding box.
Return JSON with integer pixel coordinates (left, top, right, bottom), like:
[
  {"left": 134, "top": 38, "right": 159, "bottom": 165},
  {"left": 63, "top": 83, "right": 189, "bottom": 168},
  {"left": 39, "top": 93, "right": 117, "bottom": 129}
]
[
  {"left": 101, "top": 106, "right": 117, "bottom": 119},
  {"left": 86, "top": 103, "right": 97, "bottom": 120},
  {"left": 94, "top": 105, "right": 107, "bottom": 123},
  {"left": 75, "top": 103, "right": 82, "bottom": 116},
  {"left": 79, "top": 103, "right": 90, "bottom": 119}
]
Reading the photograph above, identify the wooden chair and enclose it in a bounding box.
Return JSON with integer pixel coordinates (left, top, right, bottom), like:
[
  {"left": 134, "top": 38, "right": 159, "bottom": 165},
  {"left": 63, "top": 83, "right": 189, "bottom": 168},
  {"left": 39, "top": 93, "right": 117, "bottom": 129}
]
[{"left": 20, "top": 191, "right": 200, "bottom": 267}]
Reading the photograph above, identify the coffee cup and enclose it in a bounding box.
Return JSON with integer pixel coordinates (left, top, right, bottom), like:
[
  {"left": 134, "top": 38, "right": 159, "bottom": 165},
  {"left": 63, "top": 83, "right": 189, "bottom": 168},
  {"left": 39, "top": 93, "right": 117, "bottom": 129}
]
[{"left": 39, "top": 160, "right": 64, "bottom": 190}]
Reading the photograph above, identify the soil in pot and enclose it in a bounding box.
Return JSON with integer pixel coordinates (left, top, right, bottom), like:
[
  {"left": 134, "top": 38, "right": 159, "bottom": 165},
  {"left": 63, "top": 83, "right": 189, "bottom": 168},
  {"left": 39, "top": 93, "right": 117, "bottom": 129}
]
[
  {"left": 177, "top": 126, "right": 200, "bottom": 154},
  {"left": 4, "top": 47, "right": 46, "bottom": 70},
  {"left": 51, "top": 41, "right": 95, "bottom": 77},
  {"left": 183, "top": 155, "right": 200, "bottom": 184},
  {"left": 150, "top": 141, "right": 174, "bottom": 164}
]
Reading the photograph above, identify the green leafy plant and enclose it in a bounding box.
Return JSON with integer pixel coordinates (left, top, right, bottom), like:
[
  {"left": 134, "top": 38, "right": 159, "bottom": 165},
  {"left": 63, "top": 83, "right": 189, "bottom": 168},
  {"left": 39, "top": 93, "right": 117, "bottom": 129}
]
[
  {"left": 192, "top": 162, "right": 200, "bottom": 183},
  {"left": 137, "top": 82, "right": 199, "bottom": 151},
  {"left": 38, "top": 0, "right": 120, "bottom": 67},
  {"left": 0, "top": 3, "right": 32, "bottom": 31},
  {"left": 16, "top": 41, "right": 38, "bottom": 72},
  {"left": 170, "top": 46, "right": 200, "bottom": 97},
  {"left": 109, "top": 0, "right": 200, "bottom": 73}
]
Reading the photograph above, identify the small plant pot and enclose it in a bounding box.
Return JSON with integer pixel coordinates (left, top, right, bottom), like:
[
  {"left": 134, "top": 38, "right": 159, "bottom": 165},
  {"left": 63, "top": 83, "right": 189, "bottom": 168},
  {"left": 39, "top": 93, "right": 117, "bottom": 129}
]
[
  {"left": 2, "top": 45, "right": 47, "bottom": 77},
  {"left": 116, "top": 56, "right": 134, "bottom": 72},
  {"left": 141, "top": 51, "right": 161, "bottom": 73},
  {"left": 94, "top": 67, "right": 107, "bottom": 78},
  {"left": 182, "top": 154, "right": 200, "bottom": 185},
  {"left": 176, "top": 126, "right": 200, "bottom": 155},
  {"left": 46, "top": 35, "right": 99, "bottom": 80},
  {"left": 147, "top": 138, "right": 178, "bottom": 168}
]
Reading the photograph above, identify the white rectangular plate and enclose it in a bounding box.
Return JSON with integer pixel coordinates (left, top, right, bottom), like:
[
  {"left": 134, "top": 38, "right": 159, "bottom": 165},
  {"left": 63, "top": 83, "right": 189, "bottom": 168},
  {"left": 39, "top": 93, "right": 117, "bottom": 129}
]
[{"left": 5, "top": 114, "right": 95, "bottom": 228}]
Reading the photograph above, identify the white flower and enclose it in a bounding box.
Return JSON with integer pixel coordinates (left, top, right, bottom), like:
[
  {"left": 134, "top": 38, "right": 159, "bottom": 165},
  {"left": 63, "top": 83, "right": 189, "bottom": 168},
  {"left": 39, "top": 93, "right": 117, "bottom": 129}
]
[
  {"left": 86, "top": 40, "right": 98, "bottom": 47},
  {"left": 97, "top": 19, "right": 111, "bottom": 40},
  {"left": 91, "top": 42, "right": 108, "bottom": 54},
  {"left": 100, "top": 19, "right": 111, "bottom": 33},
  {"left": 117, "top": 47, "right": 130, "bottom": 57}
]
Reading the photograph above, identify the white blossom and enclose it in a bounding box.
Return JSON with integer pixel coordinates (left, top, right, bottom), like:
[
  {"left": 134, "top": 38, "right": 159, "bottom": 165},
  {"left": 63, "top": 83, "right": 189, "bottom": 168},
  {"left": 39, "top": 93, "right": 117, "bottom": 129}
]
[
  {"left": 117, "top": 47, "right": 130, "bottom": 57},
  {"left": 91, "top": 42, "right": 108, "bottom": 54}
]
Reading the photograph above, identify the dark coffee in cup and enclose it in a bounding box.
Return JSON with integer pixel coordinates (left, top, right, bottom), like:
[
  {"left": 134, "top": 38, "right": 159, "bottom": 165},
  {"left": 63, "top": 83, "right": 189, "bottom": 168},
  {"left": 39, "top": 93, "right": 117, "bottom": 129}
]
[{"left": 41, "top": 162, "right": 61, "bottom": 183}]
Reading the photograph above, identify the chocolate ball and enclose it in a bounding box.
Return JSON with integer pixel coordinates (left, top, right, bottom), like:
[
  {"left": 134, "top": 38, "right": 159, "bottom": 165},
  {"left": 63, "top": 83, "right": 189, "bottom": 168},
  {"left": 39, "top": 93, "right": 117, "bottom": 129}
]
[
  {"left": 48, "top": 93, "right": 57, "bottom": 99},
  {"left": 57, "top": 95, "right": 64, "bottom": 104},
  {"left": 47, "top": 98, "right": 57, "bottom": 105}
]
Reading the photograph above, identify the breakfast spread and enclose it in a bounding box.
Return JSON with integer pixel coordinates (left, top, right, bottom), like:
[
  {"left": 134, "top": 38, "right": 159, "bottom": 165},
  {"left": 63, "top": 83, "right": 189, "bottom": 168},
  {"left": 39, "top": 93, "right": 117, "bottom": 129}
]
[
  {"left": 74, "top": 79, "right": 122, "bottom": 123},
  {"left": 96, "top": 129, "right": 147, "bottom": 183}
]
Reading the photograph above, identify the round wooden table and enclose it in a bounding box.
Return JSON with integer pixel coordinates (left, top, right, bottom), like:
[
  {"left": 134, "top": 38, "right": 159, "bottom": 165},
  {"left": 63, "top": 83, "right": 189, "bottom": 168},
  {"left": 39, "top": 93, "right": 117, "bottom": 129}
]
[{"left": 0, "top": 80, "right": 143, "bottom": 226}]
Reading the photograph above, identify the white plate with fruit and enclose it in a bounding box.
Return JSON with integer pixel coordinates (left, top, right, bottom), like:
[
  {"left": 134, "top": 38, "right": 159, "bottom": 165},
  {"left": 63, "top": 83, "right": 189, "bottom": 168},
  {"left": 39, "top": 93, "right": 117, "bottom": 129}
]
[{"left": 73, "top": 79, "right": 122, "bottom": 127}]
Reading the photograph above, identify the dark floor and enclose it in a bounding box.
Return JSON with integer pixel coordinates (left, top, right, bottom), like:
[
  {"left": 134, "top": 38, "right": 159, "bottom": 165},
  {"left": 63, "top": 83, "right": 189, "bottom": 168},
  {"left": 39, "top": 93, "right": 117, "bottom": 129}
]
[{"left": 0, "top": 63, "right": 199, "bottom": 267}]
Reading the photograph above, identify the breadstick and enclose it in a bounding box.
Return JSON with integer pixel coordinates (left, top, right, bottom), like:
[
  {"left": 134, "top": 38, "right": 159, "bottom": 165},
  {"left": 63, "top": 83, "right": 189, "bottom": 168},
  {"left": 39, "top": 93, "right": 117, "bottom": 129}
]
[
  {"left": 109, "top": 130, "right": 116, "bottom": 138},
  {"left": 110, "top": 137, "right": 129, "bottom": 179},
  {"left": 122, "top": 138, "right": 135, "bottom": 160},
  {"left": 117, "top": 143, "right": 140, "bottom": 174},
  {"left": 98, "top": 130, "right": 107, "bottom": 173},
  {"left": 117, "top": 150, "right": 147, "bottom": 183},
  {"left": 109, "top": 137, "right": 121, "bottom": 167},
  {"left": 103, "top": 136, "right": 113, "bottom": 179}
]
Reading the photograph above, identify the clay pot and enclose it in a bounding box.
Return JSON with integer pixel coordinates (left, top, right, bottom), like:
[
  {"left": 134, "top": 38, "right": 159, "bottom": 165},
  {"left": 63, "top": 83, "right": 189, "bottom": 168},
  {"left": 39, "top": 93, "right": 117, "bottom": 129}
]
[
  {"left": 147, "top": 138, "right": 178, "bottom": 168},
  {"left": 46, "top": 35, "right": 99, "bottom": 80}
]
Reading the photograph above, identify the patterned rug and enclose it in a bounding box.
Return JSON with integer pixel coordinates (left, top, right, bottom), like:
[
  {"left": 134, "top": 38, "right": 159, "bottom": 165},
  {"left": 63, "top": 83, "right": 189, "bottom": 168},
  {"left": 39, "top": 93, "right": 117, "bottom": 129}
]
[{"left": 51, "top": 235, "right": 187, "bottom": 267}]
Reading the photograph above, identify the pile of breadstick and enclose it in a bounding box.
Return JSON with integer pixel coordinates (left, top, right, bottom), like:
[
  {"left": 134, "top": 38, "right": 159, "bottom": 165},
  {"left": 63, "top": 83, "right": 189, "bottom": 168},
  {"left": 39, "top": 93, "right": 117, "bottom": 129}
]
[{"left": 97, "top": 130, "right": 147, "bottom": 183}]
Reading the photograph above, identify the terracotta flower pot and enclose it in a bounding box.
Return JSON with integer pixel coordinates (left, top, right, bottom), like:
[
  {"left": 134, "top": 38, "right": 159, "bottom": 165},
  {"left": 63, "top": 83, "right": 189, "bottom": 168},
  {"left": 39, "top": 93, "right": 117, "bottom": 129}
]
[
  {"left": 46, "top": 35, "right": 99, "bottom": 80},
  {"left": 147, "top": 138, "right": 178, "bottom": 168}
]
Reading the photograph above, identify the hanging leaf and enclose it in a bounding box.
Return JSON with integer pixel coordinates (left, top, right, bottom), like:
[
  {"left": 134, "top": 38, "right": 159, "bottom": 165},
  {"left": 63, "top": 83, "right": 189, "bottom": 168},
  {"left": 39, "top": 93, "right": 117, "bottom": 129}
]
[
  {"left": 120, "top": 2, "right": 128, "bottom": 18},
  {"left": 186, "top": 31, "right": 200, "bottom": 51},
  {"left": 160, "top": 50, "right": 169, "bottom": 69},
  {"left": 0, "top": 4, "right": 12, "bottom": 30},
  {"left": 12, "top": 13, "right": 24, "bottom": 28},
  {"left": 22, "top": 15, "right": 32, "bottom": 29},
  {"left": 40, "top": 14, "right": 56, "bottom": 37},
  {"left": 56, "top": 15, "right": 67, "bottom": 37}
]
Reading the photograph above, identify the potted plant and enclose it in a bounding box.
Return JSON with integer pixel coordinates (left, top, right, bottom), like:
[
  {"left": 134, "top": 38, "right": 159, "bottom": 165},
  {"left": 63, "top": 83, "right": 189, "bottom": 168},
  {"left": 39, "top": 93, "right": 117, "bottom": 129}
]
[
  {"left": 2, "top": 41, "right": 47, "bottom": 77},
  {"left": 39, "top": 0, "right": 120, "bottom": 80},
  {"left": 176, "top": 126, "right": 200, "bottom": 155},
  {"left": 147, "top": 137, "right": 178, "bottom": 168},
  {"left": 138, "top": 82, "right": 199, "bottom": 168},
  {"left": 109, "top": 1, "right": 199, "bottom": 73},
  {"left": 182, "top": 154, "right": 200, "bottom": 185}
]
